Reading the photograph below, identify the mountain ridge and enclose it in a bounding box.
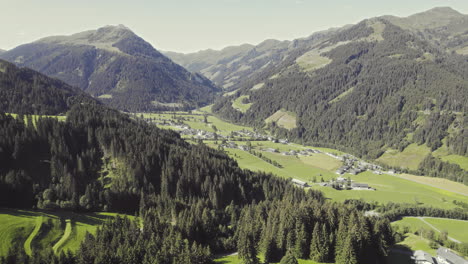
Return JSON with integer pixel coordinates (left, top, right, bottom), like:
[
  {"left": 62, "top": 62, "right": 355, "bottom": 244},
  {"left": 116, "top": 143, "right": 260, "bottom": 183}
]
[
  {"left": 0, "top": 59, "right": 98, "bottom": 115},
  {"left": 0, "top": 25, "right": 220, "bottom": 112},
  {"left": 211, "top": 14, "right": 468, "bottom": 177}
]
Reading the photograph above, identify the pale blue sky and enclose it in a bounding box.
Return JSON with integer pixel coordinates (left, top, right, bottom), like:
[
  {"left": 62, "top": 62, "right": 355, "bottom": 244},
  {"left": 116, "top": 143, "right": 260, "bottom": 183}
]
[{"left": 1, "top": 0, "right": 467, "bottom": 53}]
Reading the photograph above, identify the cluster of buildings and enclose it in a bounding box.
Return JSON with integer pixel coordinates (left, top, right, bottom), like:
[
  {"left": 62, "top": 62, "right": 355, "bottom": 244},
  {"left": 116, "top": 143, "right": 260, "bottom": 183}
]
[
  {"left": 414, "top": 247, "right": 467, "bottom": 264},
  {"left": 180, "top": 128, "right": 223, "bottom": 140},
  {"left": 320, "top": 176, "right": 374, "bottom": 190},
  {"left": 282, "top": 148, "right": 321, "bottom": 156},
  {"left": 335, "top": 155, "right": 383, "bottom": 176}
]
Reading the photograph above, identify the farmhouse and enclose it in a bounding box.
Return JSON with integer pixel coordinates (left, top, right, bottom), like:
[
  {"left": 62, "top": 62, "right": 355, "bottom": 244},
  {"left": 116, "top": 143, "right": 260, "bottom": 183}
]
[
  {"left": 292, "top": 179, "right": 309, "bottom": 187},
  {"left": 264, "top": 148, "right": 278, "bottom": 153},
  {"left": 238, "top": 145, "right": 251, "bottom": 151},
  {"left": 336, "top": 166, "right": 349, "bottom": 175},
  {"left": 351, "top": 183, "right": 372, "bottom": 190},
  {"left": 413, "top": 250, "right": 435, "bottom": 264},
  {"left": 225, "top": 142, "right": 238, "bottom": 149},
  {"left": 437, "top": 247, "right": 468, "bottom": 264}
]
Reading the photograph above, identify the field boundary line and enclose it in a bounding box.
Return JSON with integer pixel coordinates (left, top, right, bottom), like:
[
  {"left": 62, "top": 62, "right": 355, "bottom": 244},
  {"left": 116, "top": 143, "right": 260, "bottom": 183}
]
[
  {"left": 416, "top": 217, "right": 461, "bottom": 244},
  {"left": 24, "top": 215, "right": 43, "bottom": 255},
  {"left": 53, "top": 219, "right": 72, "bottom": 253}
]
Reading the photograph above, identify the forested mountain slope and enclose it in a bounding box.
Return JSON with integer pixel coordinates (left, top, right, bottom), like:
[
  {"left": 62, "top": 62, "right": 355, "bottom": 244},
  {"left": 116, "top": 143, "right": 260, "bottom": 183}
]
[
  {"left": 0, "top": 25, "right": 220, "bottom": 111},
  {"left": 382, "top": 7, "right": 468, "bottom": 55},
  {"left": 0, "top": 61, "right": 396, "bottom": 263},
  {"left": 213, "top": 17, "right": 468, "bottom": 183},
  {"left": 165, "top": 28, "right": 341, "bottom": 90},
  {"left": 0, "top": 59, "right": 97, "bottom": 114}
]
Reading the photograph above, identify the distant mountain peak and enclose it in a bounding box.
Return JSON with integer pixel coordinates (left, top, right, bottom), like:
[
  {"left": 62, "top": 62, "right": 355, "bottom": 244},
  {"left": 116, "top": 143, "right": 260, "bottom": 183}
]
[
  {"left": 35, "top": 24, "right": 137, "bottom": 53},
  {"left": 424, "top": 6, "right": 463, "bottom": 16}
]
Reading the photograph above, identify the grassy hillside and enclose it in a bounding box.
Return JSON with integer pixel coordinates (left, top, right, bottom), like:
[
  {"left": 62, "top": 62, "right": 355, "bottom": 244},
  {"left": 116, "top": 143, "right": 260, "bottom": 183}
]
[
  {"left": 144, "top": 110, "right": 468, "bottom": 210},
  {"left": 0, "top": 209, "right": 39, "bottom": 256},
  {"left": 0, "top": 209, "right": 129, "bottom": 256},
  {"left": 392, "top": 217, "right": 468, "bottom": 243},
  {"left": 377, "top": 144, "right": 432, "bottom": 170}
]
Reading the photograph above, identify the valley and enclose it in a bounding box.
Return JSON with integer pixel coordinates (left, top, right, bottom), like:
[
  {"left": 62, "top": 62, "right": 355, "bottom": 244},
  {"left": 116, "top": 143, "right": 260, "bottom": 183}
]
[
  {"left": 1, "top": 4, "right": 468, "bottom": 264},
  {"left": 136, "top": 109, "right": 468, "bottom": 263}
]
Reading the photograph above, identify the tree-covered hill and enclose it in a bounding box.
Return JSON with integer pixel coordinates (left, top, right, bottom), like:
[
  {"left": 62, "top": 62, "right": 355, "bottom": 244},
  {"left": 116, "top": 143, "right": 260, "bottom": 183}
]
[
  {"left": 382, "top": 7, "right": 468, "bottom": 55},
  {"left": 212, "top": 17, "right": 468, "bottom": 184},
  {"left": 0, "top": 59, "right": 97, "bottom": 115},
  {"left": 0, "top": 25, "right": 220, "bottom": 112},
  {"left": 0, "top": 105, "right": 395, "bottom": 263},
  {"left": 0, "top": 60, "right": 394, "bottom": 264},
  {"left": 165, "top": 28, "right": 341, "bottom": 90}
]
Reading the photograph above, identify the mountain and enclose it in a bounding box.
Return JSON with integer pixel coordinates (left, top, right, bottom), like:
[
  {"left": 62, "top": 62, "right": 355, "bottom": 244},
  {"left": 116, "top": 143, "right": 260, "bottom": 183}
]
[
  {"left": 0, "top": 49, "right": 5, "bottom": 54},
  {"left": 0, "top": 59, "right": 97, "bottom": 115},
  {"left": 165, "top": 28, "right": 342, "bottom": 90},
  {"left": 212, "top": 10, "right": 468, "bottom": 176},
  {"left": 0, "top": 54, "right": 392, "bottom": 264},
  {"left": 382, "top": 7, "right": 468, "bottom": 55},
  {"left": 0, "top": 25, "right": 220, "bottom": 111}
]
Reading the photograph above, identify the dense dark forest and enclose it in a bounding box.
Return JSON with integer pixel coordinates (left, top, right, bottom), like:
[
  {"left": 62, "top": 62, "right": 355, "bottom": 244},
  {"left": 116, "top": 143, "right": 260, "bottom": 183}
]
[
  {"left": 0, "top": 104, "right": 396, "bottom": 264},
  {"left": 212, "top": 20, "right": 468, "bottom": 184},
  {"left": 0, "top": 59, "right": 97, "bottom": 115},
  {"left": 0, "top": 71, "right": 406, "bottom": 263}
]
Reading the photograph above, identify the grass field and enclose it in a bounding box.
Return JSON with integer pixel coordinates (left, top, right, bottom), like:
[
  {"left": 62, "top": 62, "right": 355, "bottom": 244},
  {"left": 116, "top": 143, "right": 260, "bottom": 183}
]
[
  {"left": 396, "top": 233, "right": 437, "bottom": 256},
  {"left": 53, "top": 219, "right": 71, "bottom": 253},
  {"left": 232, "top": 95, "right": 252, "bottom": 113},
  {"left": 140, "top": 111, "right": 253, "bottom": 137},
  {"left": 377, "top": 144, "right": 431, "bottom": 170},
  {"left": 59, "top": 213, "right": 122, "bottom": 253},
  {"left": 33, "top": 217, "right": 64, "bottom": 252},
  {"left": 0, "top": 209, "right": 129, "bottom": 256},
  {"left": 218, "top": 142, "right": 341, "bottom": 183},
  {"left": 440, "top": 155, "right": 468, "bottom": 171},
  {"left": 392, "top": 217, "right": 468, "bottom": 243},
  {"left": 313, "top": 172, "right": 468, "bottom": 208},
  {"left": 0, "top": 209, "right": 39, "bottom": 256},
  {"left": 296, "top": 49, "right": 332, "bottom": 72},
  {"left": 424, "top": 218, "right": 468, "bottom": 243},
  {"left": 398, "top": 174, "right": 468, "bottom": 196},
  {"left": 24, "top": 216, "right": 43, "bottom": 255},
  {"left": 218, "top": 140, "right": 468, "bottom": 208},
  {"left": 142, "top": 110, "right": 468, "bottom": 211},
  {"left": 214, "top": 254, "right": 322, "bottom": 264},
  {"left": 265, "top": 110, "right": 297, "bottom": 130}
]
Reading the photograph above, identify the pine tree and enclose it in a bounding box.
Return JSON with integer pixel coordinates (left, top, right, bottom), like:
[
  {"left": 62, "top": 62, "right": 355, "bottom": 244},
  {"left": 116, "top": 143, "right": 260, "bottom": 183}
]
[
  {"left": 310, "top": 222, "right": 325, "bottom": 262},
  {"left": 336, "top": 233, "right": 357, "bottom": 264},
  {"left": 294, "top": 221, "right": 308, "bottom": 258},
  {"left": 280, "top": 251, "right": 299, "bottom": 264}
]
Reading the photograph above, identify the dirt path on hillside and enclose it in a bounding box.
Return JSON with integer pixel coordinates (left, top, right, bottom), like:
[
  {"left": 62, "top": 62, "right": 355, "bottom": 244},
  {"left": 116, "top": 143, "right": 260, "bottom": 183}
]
[{"left": 417, "top": 217, "right": 461, "bottom": 244}]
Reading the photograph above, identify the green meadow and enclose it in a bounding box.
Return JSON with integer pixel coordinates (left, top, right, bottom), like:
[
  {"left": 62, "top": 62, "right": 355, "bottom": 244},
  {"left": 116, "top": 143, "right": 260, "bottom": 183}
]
[
  {"left": 142, "top": 110, "right": 468, "bottom": 210},
  {"left": 214, "top": 253, "right": 322, "bottom": 264},
  {"left": 377, "top": 143, "right": 431, "bottom": 170},
  {"left": 0, "top": 209, "right": 130, "bottom": 256},
  {"left": 392, "top": 217, "right": 468, "bottom": 243},
  {"left": 314, "top": 172, "right": 468, "bottom": 208}
]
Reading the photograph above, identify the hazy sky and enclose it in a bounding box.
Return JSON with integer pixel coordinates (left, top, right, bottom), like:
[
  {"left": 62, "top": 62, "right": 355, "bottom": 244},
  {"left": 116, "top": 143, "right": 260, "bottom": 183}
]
[{"left": 1, "top": 0, "right": 467, "bottom": 53}]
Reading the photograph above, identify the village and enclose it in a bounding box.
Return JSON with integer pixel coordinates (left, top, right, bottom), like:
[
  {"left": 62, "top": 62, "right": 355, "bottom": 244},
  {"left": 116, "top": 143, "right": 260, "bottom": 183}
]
[{"left": 140, "top": 113, "right": 404, "bottom": 193}]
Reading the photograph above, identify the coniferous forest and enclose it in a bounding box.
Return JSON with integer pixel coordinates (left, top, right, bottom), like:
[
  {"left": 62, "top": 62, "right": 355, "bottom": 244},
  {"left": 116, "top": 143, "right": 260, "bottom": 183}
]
[
  {"left": 0, "top": 99, "right": 396, "bottom": 263},
  {"left": 1, "top": 5, "right": 468, "bottom": 264},
  {"left": 212, "top": 20, "right": 468, "bottom": 184}
]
